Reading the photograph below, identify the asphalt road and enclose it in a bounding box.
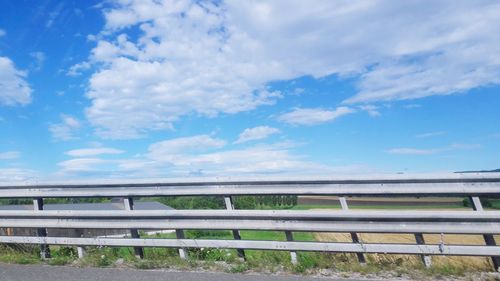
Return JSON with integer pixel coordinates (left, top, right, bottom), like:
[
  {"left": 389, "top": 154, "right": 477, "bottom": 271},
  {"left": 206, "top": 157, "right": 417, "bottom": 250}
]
[{"left": 0, "top": 263, "right": 375, "bottom": 281}]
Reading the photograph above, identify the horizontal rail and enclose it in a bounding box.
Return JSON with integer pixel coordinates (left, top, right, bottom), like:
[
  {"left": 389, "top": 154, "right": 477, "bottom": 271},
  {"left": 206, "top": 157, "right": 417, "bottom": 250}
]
[
  {"left": 0, "top": 182, "right": 499, "bottom": 198},
  {"left": 0, "top": 236, "right": 499, "bottom": 257},
  {"left": 0, "top": 209, "right": 499, "bottom": 222},
  {"left": 2, "top": 173, "right": 500, "bottom": 188},
  {"left": 1, "top": 210, "right": 499, "bottom": 234},
  {"left": 1, "top": 219, "right": 498, "bottom": 234}
]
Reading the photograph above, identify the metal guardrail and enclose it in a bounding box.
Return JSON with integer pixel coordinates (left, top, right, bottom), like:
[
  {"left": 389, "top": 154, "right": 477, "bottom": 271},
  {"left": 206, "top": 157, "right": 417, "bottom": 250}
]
[{"left": 0, "top": 173, "right": 499, "bottom": 271}]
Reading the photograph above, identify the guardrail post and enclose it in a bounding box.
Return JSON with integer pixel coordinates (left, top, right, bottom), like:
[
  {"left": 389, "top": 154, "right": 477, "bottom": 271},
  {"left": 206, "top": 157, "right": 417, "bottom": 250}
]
[
  {"left": 469, "top": 196, "right": 500, "bottom": 272},
  {"left": 77, "top": 245, "right": 85, "bottom": 258},
  {"left": 175, "top": 229, "right": 188, "bottom": 259},
  {"left": 224, "top": 196, "right": 246, "bottom": 260},
  {"left": 285, "top": 231, "right": 298, "bottom": 264},
  {"left": 414, "top": 233, "right": 432, "bottom": 267},
  {"left": 33, "top": 198, "right": 50, "bottom": 259},
  {"left": 339, "top": 197, "right": 366, "bottom": 264},
  {"left": 123, "top": 197, "right": 144, "bottom": 259},
  {"left": 75, "top": 229, "right": 85, "bottom": 258}
]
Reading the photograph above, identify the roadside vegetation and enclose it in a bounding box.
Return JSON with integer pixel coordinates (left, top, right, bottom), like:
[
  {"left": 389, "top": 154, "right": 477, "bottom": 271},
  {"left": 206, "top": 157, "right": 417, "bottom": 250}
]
[{"left": 0, "top": 233, "right": 497, "bottom": 280}]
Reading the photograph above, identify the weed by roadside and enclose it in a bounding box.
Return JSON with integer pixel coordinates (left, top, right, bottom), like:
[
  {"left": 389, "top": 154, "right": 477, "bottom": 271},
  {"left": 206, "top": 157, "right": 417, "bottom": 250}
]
[
  {"left": 0, "top": 244, "right": 497, "bottom": 280},
  {"left": 0, "top": 245, "right": 40, "bottom": 265}
]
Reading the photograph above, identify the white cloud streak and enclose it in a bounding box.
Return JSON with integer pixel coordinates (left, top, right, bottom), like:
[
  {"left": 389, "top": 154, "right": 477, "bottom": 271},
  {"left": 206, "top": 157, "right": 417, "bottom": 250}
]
[
  {"left": 415, "top": 131, "right": 446, "bottom": 138},
  {"left": 147, "top": 135, "right": 226, "bottom": 160},
  {"left": 278, "top": 107, "right": 354, "bottom": 126},
  {"left": 56, "top": 135, "right": 372, "bottom": 178},
  {"left": 359, "top": 105, "right": 380, "bottom": 117},
  {"left": 29, "top": 52, "right": 46, "bottom": 71},
  {"left": 57, "top": 158, "right": 110, "bottom": 173},
  {"left": 142, "top": 140, "right": 352, "bottom": 176},
  {"left": 0, "top": 168, "right": 37, "bottom": 182},
  {"left": 235, "top": 126, "right": 280, "bottom": 144},
  {"left": 386, "top": 143, "right": 480, "bottom": 155},
  {"left": 0, "top": 151, "right": 20, "bottom": 160},
  {"left": 386, "top": 148, "right": 438, "bottom": 155},
  {"left": 65, "top": 147, "right": 124, "bottom": 157}
]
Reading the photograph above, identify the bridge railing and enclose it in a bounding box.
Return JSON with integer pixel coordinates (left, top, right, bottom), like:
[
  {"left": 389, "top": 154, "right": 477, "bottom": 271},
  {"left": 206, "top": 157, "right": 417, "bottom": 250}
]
[{"left": 0, "top": 173, "right": 499, "bottom": 271}]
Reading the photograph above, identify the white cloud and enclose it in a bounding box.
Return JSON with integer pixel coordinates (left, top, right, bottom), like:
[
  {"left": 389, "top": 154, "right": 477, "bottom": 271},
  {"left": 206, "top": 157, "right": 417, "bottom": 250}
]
[
  {"left": 165, "top": 145, "right": 326, "bottom": 175},
  {"left": 235, "top": 126, "right": 280, "bottom": 144},
  {"left": 0, "top": 29, "right": 5, "bottom": 37},
  {"left": 359, "top": 105, "right": 380, "bottom": 117},
  {"left": 0, "top": 151, "right": 20, "bottom": 160},
  {"left": 386, "top": 148, "right": 437, "bottom": 155},
  {"left": 65, "top": 147, "right": 124, "bottom": 157},
  {"left": 147, "top": 135, "right": 226, "bottom": 160},
  {"left": 404, "top": 104, "right": 421, "bottom": 109},
  {"left": 46, "top": 3, "right": 64, "bottom": 28},
  {"left": 0, "top": 57, "right": 32, "bottom": 106},
  {"left": 449, "top": 143, "right": 481, "bottom": 150},
  {"left": 278, "top": 107, "right": 354, "bottom": 126},
  {"left": 386, "top": 143, "right": 480, "bottom": 155},
  {"left": 0, "top": 168, "right": 37, "bottom": 183},
  {"left": 78, "top": 0, "right": 500, "bottom": 138},
  {"left": 145, "top": 140, "right": 349, "bottom": 176},
  {"left": 55, "top": 135, "right": 227, "bottom": 177},
  {"left": 29, "top": 52, "right": 46, "bottom": 71},
  {"left": 56, "top": 134, "right": 373, "bottom": 178},
  {"left": 67, "top": 61, "right": 91, "bottom": 76},
  {"left": 415, "top": 131, "right": 446, "bottom": 138},
  {"left": 57, "top": 158, "right": 110, "bottom": 173},
  {"left": 49, "top": 114, "right": 82, "bottom": 141}
]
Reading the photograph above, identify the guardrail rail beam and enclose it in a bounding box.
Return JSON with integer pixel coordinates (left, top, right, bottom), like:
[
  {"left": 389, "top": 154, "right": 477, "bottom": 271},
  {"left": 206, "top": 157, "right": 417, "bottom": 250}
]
[{"left": 0, "top": 174, "right": 498, "bottom": 271}]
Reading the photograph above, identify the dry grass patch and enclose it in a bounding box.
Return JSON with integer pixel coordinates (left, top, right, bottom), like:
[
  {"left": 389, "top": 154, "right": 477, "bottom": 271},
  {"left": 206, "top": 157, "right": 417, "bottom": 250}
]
[{"left": 314, "top": 232, "right": 499, "bottom": 271}]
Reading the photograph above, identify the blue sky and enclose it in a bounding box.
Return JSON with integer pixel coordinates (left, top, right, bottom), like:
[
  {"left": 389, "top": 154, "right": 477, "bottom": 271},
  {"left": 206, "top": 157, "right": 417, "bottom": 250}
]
[{"left": 1, "top": 0, "right": 499, "bottom": 182}]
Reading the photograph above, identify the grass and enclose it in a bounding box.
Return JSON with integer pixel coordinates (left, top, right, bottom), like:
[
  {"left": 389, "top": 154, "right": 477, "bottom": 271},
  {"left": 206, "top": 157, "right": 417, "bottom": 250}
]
[
  {"left": 0, "top": 233, "right": 494, "bottom": 278},
  {"left": 0, "top": 245, "right": 40, "bottom": 264},
  {"left": 489, "top": 199, "right": 500, "bottom": 210},
  {"left": 48, "top": 247, "right": 78, "bottom": 265}
]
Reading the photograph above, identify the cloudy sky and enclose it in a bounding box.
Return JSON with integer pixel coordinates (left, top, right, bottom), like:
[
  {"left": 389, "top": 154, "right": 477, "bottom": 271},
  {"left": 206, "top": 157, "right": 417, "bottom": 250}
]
[{"left": 1, "top": 0, "right": 499, "bottom": 182}]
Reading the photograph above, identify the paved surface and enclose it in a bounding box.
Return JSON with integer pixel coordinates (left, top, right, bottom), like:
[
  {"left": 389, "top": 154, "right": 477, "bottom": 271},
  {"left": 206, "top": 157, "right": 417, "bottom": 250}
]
[{"left": 0, "top": 263, "right": 373, "bottom": 281}]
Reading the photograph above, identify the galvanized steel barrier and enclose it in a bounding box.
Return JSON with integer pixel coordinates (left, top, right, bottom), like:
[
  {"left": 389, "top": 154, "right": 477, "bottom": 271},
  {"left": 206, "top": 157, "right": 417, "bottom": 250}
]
[{"left": 0, "top": 173, "right": 499, "bottom": 271}]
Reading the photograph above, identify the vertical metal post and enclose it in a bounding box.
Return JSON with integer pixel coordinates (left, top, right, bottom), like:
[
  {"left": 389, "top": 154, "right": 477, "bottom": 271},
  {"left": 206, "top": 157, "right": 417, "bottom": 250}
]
[
  {"left": 123, "top": 197, "right": 144, "bottom": 259},
  {"left": 285, "top": 231, "right": 298, "bottom": 264},
  {"left": 414, "top": 233, "right": 432, "bottom": 267},
  {"left": 77, "top": 245, "right": 86, "bottom": 258},
  {"left": 33, "top": 198, "right": 50, "bottom": 259},
  {"left": 339, "top": 197, "right": 366, "bottom": 264},
  {"left": 175, "top": 229, "right": 188, "bottom": 259},
  {"left": 75, "top": 229, "right": 85, "bottom": 258},
  {"left": 469, "top": 196, "right": 500, "bottom": 272},
  {"left": 224, "top": 196, "right": 246, "bottom": 260}
]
